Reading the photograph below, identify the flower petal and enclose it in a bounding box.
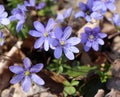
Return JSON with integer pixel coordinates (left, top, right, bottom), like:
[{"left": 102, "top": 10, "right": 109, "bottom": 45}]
[
  {"left": 84, "top": 45, "right": 91, "bottom": 52},
  {"left": 36, "top": 2, "right": 46, "bottom": 10},
  {"left": 16, "top": 20, "right": 24, "bottom": 32},
  {"left": 30, "top": 63, "right": 44, "bottom": 73},
  {"left": 10, "top": 73, "right": 24, "bottom": 84},
  {"left": 63, "top": 8, "right": 72, "bottom": 18},
  {"left": 84, "top": 27, "right": 92, "bottom": 34},
  {"left": 64, "top": 49, "right": 74, "bottom": 60},
  {"left": 54, "top": 47, "right": 62, "bottom": 59},
  {"left": 46, "top": 18, "right": 56, "bottom": 32},
  {"left": 87, "top": 0, "right": 94, "bottom": 10},
  {"left": 34, "top": 21, "right": 44, "bottom": 32},
  {"left": 91, "top": 12, "right": 103, "bottom": 20},
  {"left": 80, "top": 33, "right": 88, "bottom": 43},
  {"left": 23, "top": 57, "right": 31, "bottom": 70},
  {"left": 0, "top": 12, "right": 8, "bottom": 18},
  {"left": 79, "top": 2, "right": 87, "bottom": 11},
  {"left": 85, "top": 15, "right": 91, "bottom": 22},
  {"left": 54, "top": 26, "right": 63, "bottom": 39},
  {"left": 113, "top": 13, "right": 120, "bottom": 26},
  {"left": 106, "top": 3, "right": 116, "bottom": 11},
  {"left": 75, "top": 11, "right": 85, "bottom": 18},
  {"left": 52, "top": 39, "right": 59, "bottom": 47},
  {"left": 31, "top": 74, "right": 45, "bottom": 85},
  {"left": 9, "top": 66, "right": 24, "bottom": 74},
  {"left": 34, "top": 38, "right": 44, "bottom": 49},
  {"left": 56, "top": 14, "right": 64, "bottom": 23},
  {"left": 29, "top": 30, "right": 42, "bottom": 37},
  {"left": 62, "top": 26, "right": 72, "bottom": 40},
  {"left": 0, "top": 5, "right": 5, "bottom": 14},
  {"left": 44, "top": 38, "right": 49, "bottom": 51},
  {"left": 69, "top": 46, "right": 79, "bottom": 53},
  {"left": 92, "top": 1, "right": 106, "bottom": 12},
  {"left": 97, "top": 38, "right": 104, "bottom": 45},
  {"left": 86, "top": 41, "right": 92, "bottom": 47},
  {"left": 93, "top": 27, "right": 101, "bottom": 34},
  {"left": 92, "top": 41, "right": 99, "bottom": 51},
  {"left": 30, "top": 0, "right": 36, "bottom": 6},
  {"left": 1, "top": 18, "right": 10, "bottom": 25},
  {"left": 22, "top": 76, "right": 31, "bottom": 92},
  {"left": 66, "top": 37, "right": 80, "bottom": 45},
  {"left": 98, "top": 33, "right": 107, "bottom": 38}
]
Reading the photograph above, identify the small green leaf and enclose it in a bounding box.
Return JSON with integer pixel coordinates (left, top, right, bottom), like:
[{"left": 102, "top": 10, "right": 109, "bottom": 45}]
[
  {"left": 63, "top": 91, "right": 68, "bottom": 97},
  {"left": 57, "top": 66, "right": 63, "bottom": 74},
  {"left": 64, "top": 86, "right": 76, "bottom": 95},
  {"left": 71, "top": 80, "right": 79, "bottom": 86},
  {"left": 63, "top": 81, "right": 70, "bottom": 86}
]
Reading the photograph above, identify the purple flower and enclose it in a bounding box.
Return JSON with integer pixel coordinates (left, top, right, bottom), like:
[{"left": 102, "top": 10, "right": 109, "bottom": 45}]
[
  {"left": 56, "top": 8, "right": 72, "bottom": 23},
  {"left": 9, "top": 57, "right": 45, "bottom": 92},
  {"left": 53, "top": 26, "right": 80, "bottom": 60},
  {"left": 80, "top": 27, "right": 107, "bottom": 52},
  {"left": 0, "top": 32, "right": 5, "bottom": 46},
  {"left": 24, "top": 0, "right": 45, "bottom": 10},
  {"left": 75, "top": 0, "right": 103, "bottom": 22},
  {"left": 36, "top": 2, "right": 46, "bottom": 10},
  {"left": 109, "top": 13, "right": 120, "bottom": 26},
  {"left": 9, "top": 4, "right": 26, "bottom": 32},
  {"left": 0, "top": 5, "right": 10, "bottom": 25},
  {"left": 92, "top": 0, "right": 116, "bottom": 14},
  {"left": 29, "top": 18, "right": 56, "bottom": 51}
]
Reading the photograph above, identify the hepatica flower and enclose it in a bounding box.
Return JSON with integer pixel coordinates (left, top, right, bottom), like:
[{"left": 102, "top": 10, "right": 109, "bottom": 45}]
[
  {"left": 56, "top": 8, "right": 72, "bottom": 23},
  {"left": 75, "top": 0, "right": 103, "bottom": 22},
  {"left": 92, "top": 0, "right": 116, "bottom": 14},
  {"left": 109, "top": 13, "right": 120, "bottom": 26},
  {"left": 9, "top": 57, "right": 45, "bottom": 92},
  {"left": 0, "top": 32, "right": 5, "bottom": 46},
  {"left": 80, "top": 27, "right": 107, "bottom": 52},
  {"left": 0, "top": 5, "right": 10, "bottom": 25},
  {"left": 29, "top": 18, "right": 56, "bottom": 51},
  {"left": 9, "top": 4, "right": 26, "bottom": 32},
  {"left": 24, "top": 0, "right": 45, "bottom": 10},
  {"left": 53, "top": 26, "right": 80, "bottom": 60}
]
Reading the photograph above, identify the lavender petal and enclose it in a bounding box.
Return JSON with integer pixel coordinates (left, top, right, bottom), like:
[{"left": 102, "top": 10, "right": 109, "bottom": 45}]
[{"left": 31, "top": 73, "right": 45, "bottom": 85}]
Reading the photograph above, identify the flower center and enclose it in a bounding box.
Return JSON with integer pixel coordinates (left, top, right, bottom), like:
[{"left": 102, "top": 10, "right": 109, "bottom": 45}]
[
  {"left": 25, "top": 71, "right": 30, "bottom": 76},
  {"left": 86, "top": 10, "right": 91, "bottom": 15},
  {"left": 60, "top": 41, "right": 65, "bottom": 46},
  {"left": 43, "top": 32, "right": 48, "bottom": 37},
  {"left": 89, "top": 35, "right": 94, "bottom": 40}
]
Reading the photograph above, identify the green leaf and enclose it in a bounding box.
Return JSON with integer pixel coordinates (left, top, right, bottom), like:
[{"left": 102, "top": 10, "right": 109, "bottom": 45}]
[
  {"left": 64, "top": 86, "right": 76, "bottom": 95},
  {"left": 64, "top": 65, "right": 96, "bottom": 78},
  {"left": 63, "top": 81, "right": 70, "bottom": 86},
  {"left": 63, "top": 91, "right": 68, "bottom": 97},
  {"left": 57, "top": 66, "right": 63, "bottom": 74},
  {"left": 71, "top": 80, "right": 79, "bottom": 86}
]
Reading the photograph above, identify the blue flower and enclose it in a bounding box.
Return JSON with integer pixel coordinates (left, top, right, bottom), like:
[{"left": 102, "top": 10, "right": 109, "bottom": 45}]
[
  {"left": 109, "top": 13, "right": 120, "bottom": 26},
  {"left": 53, "top": 26, "right": 80, "bottom": 60},
  {"left": 29, "top": 18, "right": 56, "bottom": 51},
  {"left": 0, "top": 32, "right": 5, "bottom": 46},
  {"left": 92, "top": 0, "right": 116, "bottom": 14},
  {"left": 24, "top": 0, "right": 45, "bottom": 10},
  {"left": 0, "top": 5, "right": 10, "bottom": 25},
  {"left": 75, "top": 0, "right": 103, "bottom": 22},
  {"left": 80, "top": 27, "right": 107, "bottom": 52},
  {"left": 56, "top": 8, "right": 72, "bottom": 23},
  {"left": 9, "top": 4, "right": 26, "bottom": 32},
  {"left": 9, "top": 57, "right": 45, "bottom": 92}
]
